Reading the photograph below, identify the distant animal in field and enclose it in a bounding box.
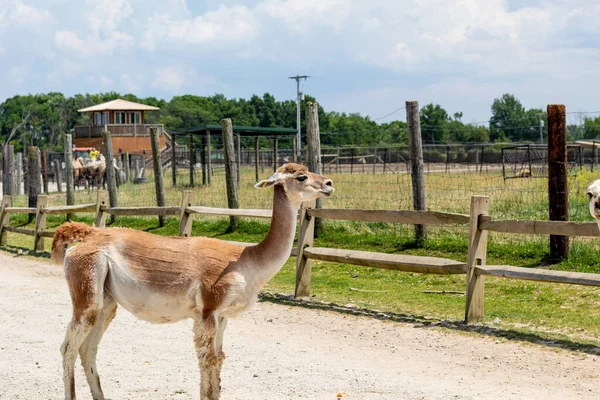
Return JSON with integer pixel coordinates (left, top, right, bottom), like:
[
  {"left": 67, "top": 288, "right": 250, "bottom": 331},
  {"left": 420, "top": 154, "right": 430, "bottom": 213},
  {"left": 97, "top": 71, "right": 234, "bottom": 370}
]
[
  {"left": 73, "top": 157, "right": 86, "bottom": 188},
  {"left": 84, "top": 160, "right": 107, "bottom": 190},
  {"left": 517, "top": 167, "right": 532, "bottom": 178}
]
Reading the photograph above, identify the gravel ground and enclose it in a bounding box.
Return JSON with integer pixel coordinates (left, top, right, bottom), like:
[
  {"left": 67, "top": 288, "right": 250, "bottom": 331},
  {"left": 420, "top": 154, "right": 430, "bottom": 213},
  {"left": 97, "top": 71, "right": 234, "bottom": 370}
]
[{"left": 0, "top": 251, "right": 598, "bottom": 400}]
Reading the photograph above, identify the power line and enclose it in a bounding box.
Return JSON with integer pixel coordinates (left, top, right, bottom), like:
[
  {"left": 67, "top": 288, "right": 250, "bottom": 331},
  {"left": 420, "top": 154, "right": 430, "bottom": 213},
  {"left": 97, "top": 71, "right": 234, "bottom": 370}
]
[{"left": 372, "top": 106, "right": 406, "bottom": 121}]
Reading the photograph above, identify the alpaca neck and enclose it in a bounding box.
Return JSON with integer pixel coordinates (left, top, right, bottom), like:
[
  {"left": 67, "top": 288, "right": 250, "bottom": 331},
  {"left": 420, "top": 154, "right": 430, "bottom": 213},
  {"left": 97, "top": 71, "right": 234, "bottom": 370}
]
[{"left": 249, "top": 185, "right": 299, "bottom": 286}]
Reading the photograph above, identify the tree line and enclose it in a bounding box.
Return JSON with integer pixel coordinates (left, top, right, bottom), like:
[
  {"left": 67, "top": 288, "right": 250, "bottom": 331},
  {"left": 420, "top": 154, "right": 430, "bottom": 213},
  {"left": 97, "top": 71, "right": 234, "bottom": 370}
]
[{"left": 1, "top": 91, "right": 596, "bottom": 152}]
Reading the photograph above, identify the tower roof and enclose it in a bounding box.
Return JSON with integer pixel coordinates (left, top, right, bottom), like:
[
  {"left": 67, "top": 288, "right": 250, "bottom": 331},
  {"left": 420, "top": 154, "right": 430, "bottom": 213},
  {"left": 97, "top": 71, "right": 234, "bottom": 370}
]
[{"left": 78, "top": 99, "right": 160, "bottom": 112}]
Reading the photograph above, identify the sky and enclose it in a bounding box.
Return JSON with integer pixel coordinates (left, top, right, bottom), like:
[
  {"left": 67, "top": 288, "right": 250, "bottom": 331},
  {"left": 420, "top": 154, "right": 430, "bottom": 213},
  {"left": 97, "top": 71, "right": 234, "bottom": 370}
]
[{"left": 1, "top": 0, "right": 600, "bottom": 124}]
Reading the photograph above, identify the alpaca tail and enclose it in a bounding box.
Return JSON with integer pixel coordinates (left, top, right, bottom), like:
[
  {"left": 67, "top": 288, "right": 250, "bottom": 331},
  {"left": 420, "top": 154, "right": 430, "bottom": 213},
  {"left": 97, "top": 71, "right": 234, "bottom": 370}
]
[{"left": 51, "top": 222, "right": 95, "bottom": 264}]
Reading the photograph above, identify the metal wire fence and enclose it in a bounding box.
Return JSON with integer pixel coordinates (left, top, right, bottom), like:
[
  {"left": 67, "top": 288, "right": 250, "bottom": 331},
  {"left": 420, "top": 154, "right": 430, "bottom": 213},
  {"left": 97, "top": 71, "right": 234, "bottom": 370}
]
[{"left": 3, "top": 135, "right": 598, "bottom": 257}]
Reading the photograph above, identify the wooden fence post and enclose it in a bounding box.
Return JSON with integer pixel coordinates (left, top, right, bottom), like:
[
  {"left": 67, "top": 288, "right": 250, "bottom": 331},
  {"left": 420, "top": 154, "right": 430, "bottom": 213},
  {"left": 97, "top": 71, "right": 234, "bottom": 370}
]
[
  {"left": 206, "top": 132, "right": 212, "bottom": 185},
  {"left": 2, "top": 145, "right": 14, "bottom": 196},
  {"left": 464, "top": 195, "right": 490, "bottom": 324},
  {"left": 548, "top": 104, "right": 568, "bottom": 261},
  {"left": 292, "top": 136, "right": 297, "bottom": 163},
  {"left": 171, "top": 135, "right": 177, "bottom": 187},
  {"left": 64, "top": 134, "right": 75, "bottom": 211},
  {"left": 122, "top": 152, "right": 130, "bottom": 184},
  {"left": 236, "top": 134, "right": 242, "bottom": 185},
  {"left": 150, "top": 127, "right": 167, "bottom": 227},
  {"left": 178, "top": 190, "right": 195, "bottom": 237},
  {"left": 295, "top": 201, "right": 316, "bottom": 297},
  {"left": 16, "top": 152, "right": 22, "bottom": 195},
  {"left": 94, "top": 190, "right": 109, "bottom": 228},
  {"left": 27, "top": 147, "right": 42, "bottom": 223},
  {"left": 33, "top": 195, "right": 48, "bottom": 251},
  {"left": 306, "top": 101, "right": 324, "bottom": 236},
  {"left": 0, "top": 195, "right": 12, "bottom": 245},
  {"left": 406, "top": 101, "right": 427, "bottom": 246},
  {"left": 41, "top": 150, "right": 49, "bottom": 194},
  {"left": 255, "top": 137, "right": 259, "bottom": 183},
  {"left": 54, "top": 160, "right": 63, "bottom": 193},
  {"left": 273, "top": 138, "right": 278, "bottom": 172},
  {"left": 189, "top": 133, "right": 194, "bottom": 186},
  {"left": 201, "top": 136, "right": 207, "bottom": 186},
  {"left": 222, "top": 118, "right": 240, "bottom": 231},
  {"left": 102, "top": 130, "right": 119, "bottom": 220}
]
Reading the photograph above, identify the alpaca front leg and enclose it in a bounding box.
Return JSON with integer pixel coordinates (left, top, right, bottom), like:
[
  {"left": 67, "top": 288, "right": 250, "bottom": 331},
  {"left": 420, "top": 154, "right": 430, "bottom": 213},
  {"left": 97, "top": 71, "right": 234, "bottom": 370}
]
[{"left": 193, "top": 314, "right": 222, "bottom": 400}]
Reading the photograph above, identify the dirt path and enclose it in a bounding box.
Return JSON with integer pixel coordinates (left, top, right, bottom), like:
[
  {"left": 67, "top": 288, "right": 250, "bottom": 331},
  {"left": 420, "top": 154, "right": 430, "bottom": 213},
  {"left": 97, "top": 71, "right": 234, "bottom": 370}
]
[{"left": 0, "top": 251, "right": 598, "bottom": 400}]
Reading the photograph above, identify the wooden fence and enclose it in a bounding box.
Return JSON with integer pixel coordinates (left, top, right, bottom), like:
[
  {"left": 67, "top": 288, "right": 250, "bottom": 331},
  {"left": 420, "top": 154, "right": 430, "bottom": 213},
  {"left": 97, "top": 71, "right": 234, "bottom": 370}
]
[{"left": 1, "top": 191, "right": 599, "bottom": 324}]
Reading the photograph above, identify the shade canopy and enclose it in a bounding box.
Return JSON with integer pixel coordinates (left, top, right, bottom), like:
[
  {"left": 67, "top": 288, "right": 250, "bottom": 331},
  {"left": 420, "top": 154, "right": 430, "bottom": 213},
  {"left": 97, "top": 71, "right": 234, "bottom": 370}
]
[{"left": 170, "top": 124, "right": 297, "bottom": 137}]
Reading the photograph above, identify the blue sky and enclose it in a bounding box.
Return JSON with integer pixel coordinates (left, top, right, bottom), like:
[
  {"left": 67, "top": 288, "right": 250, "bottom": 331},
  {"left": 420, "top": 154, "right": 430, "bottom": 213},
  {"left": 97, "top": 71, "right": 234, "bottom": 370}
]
[{"left": 1, "top": 0, "right": 600, "bottom": 124}]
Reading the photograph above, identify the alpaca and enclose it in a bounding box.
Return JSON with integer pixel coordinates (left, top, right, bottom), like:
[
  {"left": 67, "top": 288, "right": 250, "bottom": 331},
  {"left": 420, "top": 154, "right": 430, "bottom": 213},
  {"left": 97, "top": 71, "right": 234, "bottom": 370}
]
[
  {"left": 587, "top": 179, "right": 600, "bottom": 229},
  {"left": 51, "top": 163, "right": 334, "bottom": 400}
]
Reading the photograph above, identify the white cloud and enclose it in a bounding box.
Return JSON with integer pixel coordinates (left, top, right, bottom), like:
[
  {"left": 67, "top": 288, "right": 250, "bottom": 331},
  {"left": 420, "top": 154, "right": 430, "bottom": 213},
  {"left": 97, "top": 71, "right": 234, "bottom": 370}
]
[
  {"left": 142, "top": 4, "right": 260, "bottom": 51},
  {"left": 258, "top": 0, "right": 350, "bottom": 33},
  {"left": 10, "top": 1, "right": 54, "bottom": 25},
  {"left": 152, "top": 65, "right": 190, "bottom": 92},
  {"left": 54, "top": 30, "right": 85, "bottom": 53},
  {"left": 151, "top": 64, "right": 218, "bottom": 94},
  {"left": 85, "top": 0, "right": 133, "bottom": 35},
  {"left": 99, "top": 75, "right": 113, "bottom": 87},
  {"left": 120, "top": 73, "right": 140, "bottom": 93},
  {"left": 54, "top": 29, "right": 133, "bottom": 55},
  {"left": 10, "top": 65, "right": 29, "bottom": 84}
]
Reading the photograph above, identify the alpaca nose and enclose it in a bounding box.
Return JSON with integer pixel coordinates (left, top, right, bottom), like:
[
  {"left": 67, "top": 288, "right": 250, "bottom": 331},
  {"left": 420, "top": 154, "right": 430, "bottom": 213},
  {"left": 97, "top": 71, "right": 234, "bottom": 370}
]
[{"left": 322, "top": 179, "right": 334, "bottom": 194}]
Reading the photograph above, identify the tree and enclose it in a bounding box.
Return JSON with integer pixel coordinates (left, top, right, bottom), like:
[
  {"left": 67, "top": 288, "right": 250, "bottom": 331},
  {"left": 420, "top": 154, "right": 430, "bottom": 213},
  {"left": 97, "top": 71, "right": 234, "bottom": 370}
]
[
  {"left": 489, "top": 94, "right": 543, "bottom": 142},
  {"left": 420, "top": 104, "right": 449, "bottom": 144},
  {"left": 583, "top": 116, "right": 600, "bottom": 140}
]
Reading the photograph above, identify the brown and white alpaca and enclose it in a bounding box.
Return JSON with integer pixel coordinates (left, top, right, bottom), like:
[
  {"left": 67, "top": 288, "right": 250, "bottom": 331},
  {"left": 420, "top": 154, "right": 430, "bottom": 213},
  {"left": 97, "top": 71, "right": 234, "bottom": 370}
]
[{"left": 51, "top": 163, "right": 334, "bottom": 400}]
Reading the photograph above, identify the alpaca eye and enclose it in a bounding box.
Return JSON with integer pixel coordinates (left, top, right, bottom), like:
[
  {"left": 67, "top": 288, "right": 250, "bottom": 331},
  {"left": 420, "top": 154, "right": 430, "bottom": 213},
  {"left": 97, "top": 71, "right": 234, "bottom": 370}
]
[
  {"left": 296, "top": 175, "right": 307, "bottom": 182},
  {"left": 587, "top": 192, "right": 593, "bottom": 201}
]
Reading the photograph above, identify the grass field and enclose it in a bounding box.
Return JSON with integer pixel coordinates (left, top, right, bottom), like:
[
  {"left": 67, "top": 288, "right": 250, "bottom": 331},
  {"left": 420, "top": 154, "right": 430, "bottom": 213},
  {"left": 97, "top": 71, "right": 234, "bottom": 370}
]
[{"left": 3, "top": 166, "right": 600, "bottom": 348}]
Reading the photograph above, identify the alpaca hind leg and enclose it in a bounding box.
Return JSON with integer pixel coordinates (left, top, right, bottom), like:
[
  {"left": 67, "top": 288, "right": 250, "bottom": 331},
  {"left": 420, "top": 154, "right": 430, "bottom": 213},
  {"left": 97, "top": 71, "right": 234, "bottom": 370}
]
[
  {"left": 79, "top": 294, "right": 117, "bottom": 400},
  {"left": 60, "top": 309, "right": 99, "bottom": 400},
  {"left": 62, "top": 255, "right": 108, "bottom": 400},
  {"left": 214, "top": 316, "right": 227, "bottom": 382},
  {"left": 193, "top": 313, "right": 224, "bottom": 400}
]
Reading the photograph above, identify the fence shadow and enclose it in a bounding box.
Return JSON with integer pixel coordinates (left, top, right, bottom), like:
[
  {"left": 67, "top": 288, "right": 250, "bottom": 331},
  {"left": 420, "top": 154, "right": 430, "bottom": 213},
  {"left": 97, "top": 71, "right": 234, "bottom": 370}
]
[{"left": 259, "top": 292, "right": 600, "bottom": 356}]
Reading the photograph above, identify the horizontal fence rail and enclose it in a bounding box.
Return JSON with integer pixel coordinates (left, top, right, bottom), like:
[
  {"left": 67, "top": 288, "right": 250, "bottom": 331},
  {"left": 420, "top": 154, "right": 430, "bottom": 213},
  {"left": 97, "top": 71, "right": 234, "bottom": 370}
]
[
  {"left": 476, "top": 265, "right": 600, "bottom": 287},
  {"left": 479, "top": 216, "right": 600, "bottom": 237},
  {"left": 107, "top": 206, "right": 181, "bottom": 216},
  {"left": 302, "top": 247, "right": 467, "bottom": 275},
  {"left": 307, "top": 208, "right": 470, "bottom": 225},
  {"left": 1, "top": 191, "right": 600, "bottom": 325},
  {"left": 187, "top": 206, "right": 272, "bottom": 219}
]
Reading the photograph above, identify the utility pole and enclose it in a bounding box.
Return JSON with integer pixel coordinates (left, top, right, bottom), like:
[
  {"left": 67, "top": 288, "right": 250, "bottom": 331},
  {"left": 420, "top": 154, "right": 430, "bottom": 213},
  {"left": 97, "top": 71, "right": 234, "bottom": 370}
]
[{"left": 289, "top": 75, "right": 309, "bottom": 161}]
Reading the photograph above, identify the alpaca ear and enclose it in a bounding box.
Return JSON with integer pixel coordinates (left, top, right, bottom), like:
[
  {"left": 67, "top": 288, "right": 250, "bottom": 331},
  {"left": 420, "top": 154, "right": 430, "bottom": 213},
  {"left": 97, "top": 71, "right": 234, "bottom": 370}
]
[{"left": 254, "top": 172, "right": 287, "bottom": 189}]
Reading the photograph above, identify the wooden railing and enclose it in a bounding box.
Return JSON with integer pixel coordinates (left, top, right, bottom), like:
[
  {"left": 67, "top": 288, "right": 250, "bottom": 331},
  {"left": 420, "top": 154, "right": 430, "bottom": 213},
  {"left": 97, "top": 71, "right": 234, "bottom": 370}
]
[
  {"left": 74, "top": 124, "right": 164, "bottom": 138},
  {"left": 1, "top": 192, "right": 599, "bottom": 325}
]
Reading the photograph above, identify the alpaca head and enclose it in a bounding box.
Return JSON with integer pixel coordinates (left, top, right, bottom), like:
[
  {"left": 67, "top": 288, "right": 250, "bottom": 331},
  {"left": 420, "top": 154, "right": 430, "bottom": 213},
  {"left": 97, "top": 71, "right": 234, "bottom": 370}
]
[
  {"left": 255, "top": 163, "right": 334, "bottom": 204},
  {"left": 587, "top": 179, "right": 600, "bottom": 222}
]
